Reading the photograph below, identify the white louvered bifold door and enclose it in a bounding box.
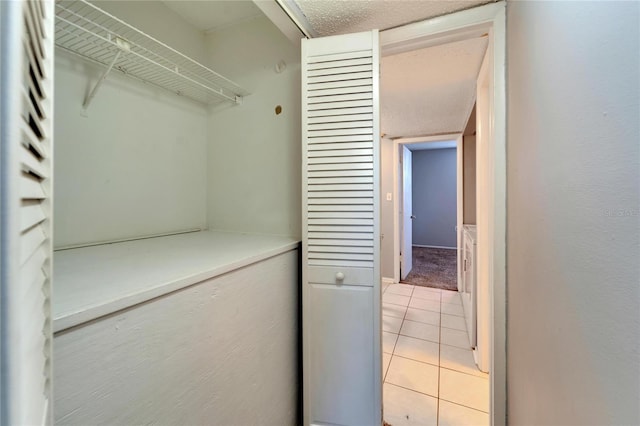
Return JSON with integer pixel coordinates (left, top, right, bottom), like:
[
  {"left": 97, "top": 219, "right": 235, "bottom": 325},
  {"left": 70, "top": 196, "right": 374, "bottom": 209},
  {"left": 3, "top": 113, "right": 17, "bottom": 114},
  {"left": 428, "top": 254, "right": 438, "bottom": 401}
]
[
  {"left": 0, "top": 0, "right": 54, "bottom": 424},
  {"left": 302, "top": 30, "right": 381, "bottom": 426}
]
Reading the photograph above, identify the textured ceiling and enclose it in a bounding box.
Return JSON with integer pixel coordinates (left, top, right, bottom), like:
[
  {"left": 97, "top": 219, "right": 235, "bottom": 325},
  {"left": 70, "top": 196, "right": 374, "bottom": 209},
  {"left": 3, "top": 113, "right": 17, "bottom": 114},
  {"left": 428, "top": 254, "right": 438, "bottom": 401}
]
[
  {"left": 381, "top": 36, "right": 487, "bottom": 139},
  {"left": 163, "top": 1, "right": 262, "bottom": 32},
  {"left": 294, "top": 0, "right": 492, "bottom": 36}
]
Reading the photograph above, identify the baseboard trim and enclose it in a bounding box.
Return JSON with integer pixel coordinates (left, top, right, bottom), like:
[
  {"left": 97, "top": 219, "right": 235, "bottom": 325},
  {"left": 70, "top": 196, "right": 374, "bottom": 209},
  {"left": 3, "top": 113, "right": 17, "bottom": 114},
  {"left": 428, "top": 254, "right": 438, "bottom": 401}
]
[
  {"left": 382, "top": 277, "right": 395, "bottom": 284},
  {"left": 413, "top": 244, "right": 457, "bottom": 250}
]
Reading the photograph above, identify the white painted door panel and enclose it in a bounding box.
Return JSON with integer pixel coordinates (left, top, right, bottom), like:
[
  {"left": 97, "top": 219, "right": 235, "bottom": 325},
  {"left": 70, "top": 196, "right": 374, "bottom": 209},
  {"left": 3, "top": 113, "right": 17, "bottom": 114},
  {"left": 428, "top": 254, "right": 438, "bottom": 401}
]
[
  {"left": 302, "top": 30, "right": 381, "bottom": 426},
  {"left": 307, "top": 284, "right": 376, "bottom": 426},
  {"left": 401, "top": 146, "right": 413, "bottom": 279}
]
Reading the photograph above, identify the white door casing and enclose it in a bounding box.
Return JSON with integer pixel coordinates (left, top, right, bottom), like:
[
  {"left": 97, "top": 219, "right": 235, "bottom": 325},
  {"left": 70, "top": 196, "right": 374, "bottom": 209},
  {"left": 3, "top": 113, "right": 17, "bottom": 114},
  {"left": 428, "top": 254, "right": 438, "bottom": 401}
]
[
  {"left": 401, "top": 145, "right": 413, "bottom": 280},
  {"left": 302, "top": 30, "right": 382, "bottom": 426},
  {"left": 475, "top": 31, "right": 492, "bottom": 374},
  {"left": 0, "top": 0, "right": 55, "bottom": 424}
]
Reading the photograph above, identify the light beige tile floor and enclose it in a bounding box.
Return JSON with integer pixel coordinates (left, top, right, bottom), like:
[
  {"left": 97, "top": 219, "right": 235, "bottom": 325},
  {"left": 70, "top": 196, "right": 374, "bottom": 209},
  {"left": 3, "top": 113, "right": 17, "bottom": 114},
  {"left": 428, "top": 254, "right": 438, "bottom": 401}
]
[{"left": 382, "top": 283, "right": 489, "bottom": 426}]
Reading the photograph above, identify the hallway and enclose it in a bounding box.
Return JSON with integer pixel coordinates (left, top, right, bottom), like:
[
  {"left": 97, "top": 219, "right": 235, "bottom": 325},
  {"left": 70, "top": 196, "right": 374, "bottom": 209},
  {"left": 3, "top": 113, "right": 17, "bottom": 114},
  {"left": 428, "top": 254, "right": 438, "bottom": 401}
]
[{"left": 382, "top": 283, "right": 489, "bottom": 425}]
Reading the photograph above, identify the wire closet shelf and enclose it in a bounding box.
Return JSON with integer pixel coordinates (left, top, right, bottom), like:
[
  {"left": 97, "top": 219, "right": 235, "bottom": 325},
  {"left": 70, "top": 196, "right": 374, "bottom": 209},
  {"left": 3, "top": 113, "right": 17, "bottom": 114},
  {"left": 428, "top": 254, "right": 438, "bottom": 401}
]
[{"left": 54, "top": 0, "right": 249, "bottom": 106}]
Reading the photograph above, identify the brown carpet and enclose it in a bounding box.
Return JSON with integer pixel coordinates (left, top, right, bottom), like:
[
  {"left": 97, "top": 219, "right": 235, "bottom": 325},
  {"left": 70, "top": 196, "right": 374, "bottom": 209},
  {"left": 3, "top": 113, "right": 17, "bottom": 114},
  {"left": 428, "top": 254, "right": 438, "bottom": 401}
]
[{"left": 400, "top": 246, "right": 457, "bottom": 291}]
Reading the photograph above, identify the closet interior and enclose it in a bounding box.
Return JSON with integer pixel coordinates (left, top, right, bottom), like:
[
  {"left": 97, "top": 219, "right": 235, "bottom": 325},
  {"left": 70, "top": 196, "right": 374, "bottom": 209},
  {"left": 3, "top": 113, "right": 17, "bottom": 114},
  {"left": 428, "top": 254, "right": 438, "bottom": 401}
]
[{"left": 52, "top": 1, "right": 301, "bottom": 424}]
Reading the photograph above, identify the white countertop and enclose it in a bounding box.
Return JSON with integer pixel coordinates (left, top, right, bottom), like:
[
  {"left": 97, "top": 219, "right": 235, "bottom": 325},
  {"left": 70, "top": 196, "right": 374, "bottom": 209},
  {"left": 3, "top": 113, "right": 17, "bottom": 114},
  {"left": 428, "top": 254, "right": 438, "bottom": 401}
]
[{"left": 53, "top": 231, "right": 299, "bottom": 332}]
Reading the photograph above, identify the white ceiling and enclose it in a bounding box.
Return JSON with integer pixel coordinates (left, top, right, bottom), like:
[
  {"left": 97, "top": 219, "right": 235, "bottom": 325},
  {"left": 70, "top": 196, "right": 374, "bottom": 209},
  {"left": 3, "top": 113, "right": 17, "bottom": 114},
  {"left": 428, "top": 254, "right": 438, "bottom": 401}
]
[
  {"left": 163, "top": 1, "right": 262, "bottom": 33},
  {"left": 293, "top": 0, "right": 492, "bottom": 36},
  {"left": 381, "top": 36, "right": 487, "bottom": 139}
]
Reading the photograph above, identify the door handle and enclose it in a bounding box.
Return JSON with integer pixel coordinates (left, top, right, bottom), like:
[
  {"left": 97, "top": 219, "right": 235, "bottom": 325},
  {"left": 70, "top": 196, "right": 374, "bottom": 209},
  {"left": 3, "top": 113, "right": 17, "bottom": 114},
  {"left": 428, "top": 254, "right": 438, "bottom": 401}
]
[{"left": 410, "top": 215, "right": 416, "bottom": 219}]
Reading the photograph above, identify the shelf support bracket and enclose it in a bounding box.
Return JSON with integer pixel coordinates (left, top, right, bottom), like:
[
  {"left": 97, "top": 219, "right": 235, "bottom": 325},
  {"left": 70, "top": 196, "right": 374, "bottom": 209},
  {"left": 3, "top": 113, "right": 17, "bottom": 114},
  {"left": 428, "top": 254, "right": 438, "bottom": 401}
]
[{"left": 82, "top": 49, "right": 122, "bottom": 110}]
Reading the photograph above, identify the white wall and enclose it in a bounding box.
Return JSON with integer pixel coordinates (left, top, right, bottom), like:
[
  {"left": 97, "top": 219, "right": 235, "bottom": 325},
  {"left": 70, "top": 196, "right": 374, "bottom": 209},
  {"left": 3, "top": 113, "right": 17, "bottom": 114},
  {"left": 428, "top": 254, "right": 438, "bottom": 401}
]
[
  {"left": 380, "top": 138, "right": 395, "bottom": 279},
  {"left": 507, "top": 2, "right": 640, "bottom": 424},
  {"left": 411, "top": 148, "right": 457, "bottom": 248},
  {"left": 205, "top": 16, "right": 301, "bottom": 238},
  {"left": 54, "top": 1, "right": 209, "bottom": 248},
  {"left": 93, "top": 1, "right": 207, "bottom": 63},
  {"left": 463, "top": 135, "right": 476, "bottom": 224}
]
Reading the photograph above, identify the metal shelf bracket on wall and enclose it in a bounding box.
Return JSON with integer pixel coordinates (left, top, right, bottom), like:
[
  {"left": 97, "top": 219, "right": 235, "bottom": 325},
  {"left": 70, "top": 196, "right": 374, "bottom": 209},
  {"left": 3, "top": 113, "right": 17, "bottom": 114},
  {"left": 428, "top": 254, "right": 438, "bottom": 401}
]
[{"left": 82, "top": 36, "right": 128, "bottom": 110}]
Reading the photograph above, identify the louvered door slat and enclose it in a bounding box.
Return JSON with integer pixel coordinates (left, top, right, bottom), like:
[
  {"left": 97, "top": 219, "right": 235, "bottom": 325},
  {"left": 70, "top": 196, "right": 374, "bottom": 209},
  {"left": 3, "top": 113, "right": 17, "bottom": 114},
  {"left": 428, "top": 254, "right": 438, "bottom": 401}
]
[
  {"left": 308, "top": 121, "right": 373, "bottom": 132},
  {"left": 308, "top": 98, "right": 373, "bottom": 111},
  {"left": 309, "top": 142, "right": 373, "bottom": 152},
  {"left": 308, "top": 79, "right": 374, "bottom": 93},
  {"left": 307, "top": 56, "right": 372, "bottom": 70},
  {"left": 308, "top": 156, "right": 372, "bottom": 165},
  {"left": 20, "top": 224, "right": 46, "bottom": 265},
  {"left": 310, "top": 247, "right": 374, "bottom": 256},
  {"left": 310, "top": 252, "right": 374, "bottom": 261},
  {"left": 26, "top": 1, "right": 46, "bottom": 61},
  {"left": 308, "top": 113, "right": 372, "bottom": 123},
  {"left": 309, "top": 217, "right": 374, "bottom": 226},
  {"left": 21, "top": 92, "right": 46, "bottom": 140},
  {"left": 308, "top": 191, "right": 373, "bottom": 199},
  {"left": 307, "top": 134, "right": 373, "bottom": 144},
  {"left": 309, "top": 259, "right": 373, "bottom": 268},
  {"left": 308, "top": 204, "right": 373, "bottom": 212},
  {"left": 308, "top": 232, "right": 374, "bottom": 240},
  {"left": 308, "top": 148, "right": 373, "bottom": 158},
  {"left": 310, "top": 238, "right": 374, "bottom": 247},
  {"left": 1, "top": 1, "right": 54, "bottom": 424},
  {"left": 22, "top": 37, "right": 44, "bottom": 82},
  {"left": 308, "top": 64, "right": 372, "bottom": 77},
  {"left": 23, "top": 29, "right": 45, "bottom": 79},
  {"left": 308, "top": 71, "right": 373, "bottom": 85},
  {"left": 309, "top": 170, "right": 373, "bottom": 179},
  {"left": 309, "top": 184, "right": 373, "bottom": 193},
  {"left": 309, "top": 211, "right": 373, "bottom": 219},
  {"left": 21, "top": 203, "right": 47, "bottom": 231},
  {"left": 309, "top": 86, "right": 373, "bottom": 98},
  {"left": 21, "top": 173, "right": 46, "bottom": 199},
  {"left": 20, "top": 143, "right": 46, "bottom": 177},
  {"left": 307, "top": 49, "right": 371, "bottom": 63},
  {"left": 308, "top": 197, "right": 374, "bottom": 205},
  {"left": 309, "top": 176, "right": 373, "bottom": 184},
  {"left": 19, "top": 245, "right": 47, "bottom": 292},
  {"left": 309, "top": 223, "right": 373, "bottom": 231}
]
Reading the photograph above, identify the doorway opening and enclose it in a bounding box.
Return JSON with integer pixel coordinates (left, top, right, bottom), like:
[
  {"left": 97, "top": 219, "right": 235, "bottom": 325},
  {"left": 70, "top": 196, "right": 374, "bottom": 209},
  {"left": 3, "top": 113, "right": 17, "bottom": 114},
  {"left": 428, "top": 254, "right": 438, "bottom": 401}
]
[
  {"left": 397, "top": 139, "right": 459, "bottom": 292},
  {"left": 379, "top": 2, "right": 505, "bottom": 424}
]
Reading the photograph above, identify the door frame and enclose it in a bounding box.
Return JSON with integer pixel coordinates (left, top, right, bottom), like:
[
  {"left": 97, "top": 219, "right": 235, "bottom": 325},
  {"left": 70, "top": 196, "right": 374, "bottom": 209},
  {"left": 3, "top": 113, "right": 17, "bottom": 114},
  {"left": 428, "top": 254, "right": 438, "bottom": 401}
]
[
  {"left": 392, "top": 134, "right": 462, "bottom": 286},
  {"left": 381, "top": 2, "right": 506, "bottom": 423},
  {"left": 399, "top": 145, "right": 413, "bottom": 280}
]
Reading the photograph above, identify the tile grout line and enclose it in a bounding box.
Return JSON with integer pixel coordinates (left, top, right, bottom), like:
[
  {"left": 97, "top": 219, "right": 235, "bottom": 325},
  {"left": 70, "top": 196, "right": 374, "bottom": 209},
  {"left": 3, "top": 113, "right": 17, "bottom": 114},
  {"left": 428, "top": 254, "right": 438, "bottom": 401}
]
[
  {"left": 438, "top": 397, "right": 491, "bottom": 415},
  {"left": 393, "top": 285, "right": 413, "bottom": 356},
  {"left": 383, "top": 284, "right": 413, "bottom": 386},
  {"left": 385, "top": 301, "right": 465, "bottom": 317},
  {"left": 387, "top": 349, "right": 487, "bottom": 378},
  {"left": 384, "top": 382, "right": 439, "bottom": 401}
]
